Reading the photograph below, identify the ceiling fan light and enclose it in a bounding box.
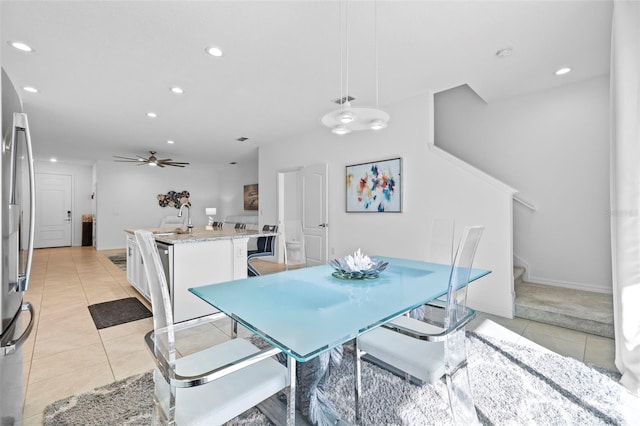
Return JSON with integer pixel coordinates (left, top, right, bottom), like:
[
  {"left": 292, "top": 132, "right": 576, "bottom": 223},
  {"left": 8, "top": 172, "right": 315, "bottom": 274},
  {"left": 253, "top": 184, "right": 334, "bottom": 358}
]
[
  {"left": 370, "top": 119, "right": 387, "bottom": 130},
  {"left": 332, "top": 125, "right": 351, "bottom": 135}
]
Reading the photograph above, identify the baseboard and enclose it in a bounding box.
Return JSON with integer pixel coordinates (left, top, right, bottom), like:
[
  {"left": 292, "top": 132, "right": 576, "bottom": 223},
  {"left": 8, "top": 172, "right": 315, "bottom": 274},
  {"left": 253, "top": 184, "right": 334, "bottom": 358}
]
[{"left": 526, "top": 275, "right": 612, "bottom": 294}]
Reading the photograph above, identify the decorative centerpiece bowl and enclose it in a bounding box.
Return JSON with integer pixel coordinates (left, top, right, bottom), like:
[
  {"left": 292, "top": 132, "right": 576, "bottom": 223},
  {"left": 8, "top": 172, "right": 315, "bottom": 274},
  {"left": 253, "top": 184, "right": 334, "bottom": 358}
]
[{"left": 330, "top": 249, "right": 388, "bottom": 280}]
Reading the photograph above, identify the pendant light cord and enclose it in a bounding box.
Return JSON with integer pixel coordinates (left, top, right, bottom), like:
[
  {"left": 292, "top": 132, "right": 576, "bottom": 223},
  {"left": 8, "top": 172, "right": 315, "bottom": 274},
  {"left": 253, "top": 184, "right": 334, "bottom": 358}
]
[
  {"left": 345, "top": 0, "right": 349, "bottom": 107},
  {"left": 375, "top": 0, "right": 379, "bottom": 108},
  {"left": 339, "top": 0, "right": 343, "bottom": 108}
]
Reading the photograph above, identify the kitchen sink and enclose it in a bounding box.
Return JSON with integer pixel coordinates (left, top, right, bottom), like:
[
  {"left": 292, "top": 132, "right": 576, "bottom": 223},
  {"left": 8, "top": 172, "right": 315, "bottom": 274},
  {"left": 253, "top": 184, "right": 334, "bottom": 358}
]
[{"left": 153, "top": 231, "right": 177, "bottom": 236}]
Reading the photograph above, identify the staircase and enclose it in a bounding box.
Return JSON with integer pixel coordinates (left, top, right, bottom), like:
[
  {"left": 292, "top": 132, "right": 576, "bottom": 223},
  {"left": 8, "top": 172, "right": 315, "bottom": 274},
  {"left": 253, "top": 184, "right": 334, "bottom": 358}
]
[{"left": 514, "top": 268, "right": 614, "bottom": 338}]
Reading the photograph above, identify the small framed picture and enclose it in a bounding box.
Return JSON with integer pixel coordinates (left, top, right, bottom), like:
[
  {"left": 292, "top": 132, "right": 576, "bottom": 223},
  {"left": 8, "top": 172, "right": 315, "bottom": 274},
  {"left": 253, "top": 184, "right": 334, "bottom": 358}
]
[
  {"left": 346, "top": 158, "right": 401, "bottom": 213},
  {"left": 244, "top": 184, "right": 259, "bottom": 210}
]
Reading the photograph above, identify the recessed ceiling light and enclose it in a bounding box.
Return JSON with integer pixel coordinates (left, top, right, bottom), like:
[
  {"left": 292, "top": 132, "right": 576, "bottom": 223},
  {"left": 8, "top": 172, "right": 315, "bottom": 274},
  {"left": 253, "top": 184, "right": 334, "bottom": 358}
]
[
  {"left": 495, "top": 48, "right": 513, "bottom": 58},
  {"left": 170, "top": 87, "right": 184, "bottom": 94},
  {"left": 50, "top": 158, "right": 57, "bottom": 163},
  {"left": 555, "top": 67, "right": 572, "bottom": 76},
  {"left": 8, "top": 41, "right": 33, "bottom": 52},
  {"left": 236, "top": 137, "right": 249, "bottom": 142},
  {"left": 146, "top": 112, "right": 157, "bottom": 118},
  {"left": 23, "top": 86, "right": 39, "bottom": 93},
  {"left": 166, "top": 140, "right": 175, "bottom": 144},
  {"left": 205, "top": 46, "right": 223, "bottom": 57}
]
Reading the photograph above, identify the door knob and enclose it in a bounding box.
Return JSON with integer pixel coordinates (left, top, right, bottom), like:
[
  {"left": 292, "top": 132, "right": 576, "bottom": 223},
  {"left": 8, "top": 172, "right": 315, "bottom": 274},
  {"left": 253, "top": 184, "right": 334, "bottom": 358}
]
[{"left": 318, "top": 223, "right": 328, "bottom": 228}]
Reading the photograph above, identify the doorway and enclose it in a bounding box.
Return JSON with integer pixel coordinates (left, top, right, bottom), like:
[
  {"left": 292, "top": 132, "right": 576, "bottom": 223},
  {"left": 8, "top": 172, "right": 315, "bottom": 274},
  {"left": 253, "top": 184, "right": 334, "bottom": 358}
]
[
  {"left": 34, "top": 173, "right": 72, "bottom": 248},
  {"left": 277, "top": 164, "right": 328, "bottom": 267}
]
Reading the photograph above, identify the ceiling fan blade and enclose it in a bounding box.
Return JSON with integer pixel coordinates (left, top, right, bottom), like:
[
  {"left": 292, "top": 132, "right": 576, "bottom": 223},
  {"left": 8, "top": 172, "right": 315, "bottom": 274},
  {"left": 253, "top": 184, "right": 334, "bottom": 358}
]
[
  {"left": 162, "top": 161, "right": 190, "bottom": 165},
  {"left": 114, "top": 152, "right": 188, "bottom": 168}
]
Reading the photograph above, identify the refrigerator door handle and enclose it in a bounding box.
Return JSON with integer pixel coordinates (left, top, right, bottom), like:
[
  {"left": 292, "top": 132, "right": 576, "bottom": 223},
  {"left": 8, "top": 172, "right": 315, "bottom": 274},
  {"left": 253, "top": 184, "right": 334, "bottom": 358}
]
[
  {"left": 13, "top": 113, "right": 36, "bottom": 292},
  {"left": 1, "top": 303, "right": 34, "bottom": 356}
]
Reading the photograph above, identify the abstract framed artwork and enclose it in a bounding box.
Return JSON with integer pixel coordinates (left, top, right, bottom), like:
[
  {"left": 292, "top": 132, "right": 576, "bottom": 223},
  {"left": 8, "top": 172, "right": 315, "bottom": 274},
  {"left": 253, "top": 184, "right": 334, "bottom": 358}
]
[
  {"left": 346, "top": 157, "right": 402, "bottom": 212},
  {"left": 244, "top": 184, "right": 259, "bottom": 210}
]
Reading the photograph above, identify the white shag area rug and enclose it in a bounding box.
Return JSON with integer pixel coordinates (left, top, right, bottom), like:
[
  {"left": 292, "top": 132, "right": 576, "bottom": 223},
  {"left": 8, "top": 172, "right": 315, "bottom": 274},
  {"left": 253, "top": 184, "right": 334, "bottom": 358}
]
[{"left": 43, "top": 332, "right": 639, "bottom": 425}]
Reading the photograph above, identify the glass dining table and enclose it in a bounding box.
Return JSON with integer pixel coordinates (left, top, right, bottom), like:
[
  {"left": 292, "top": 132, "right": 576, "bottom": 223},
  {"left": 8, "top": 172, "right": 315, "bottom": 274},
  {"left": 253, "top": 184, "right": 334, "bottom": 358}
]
[{"left": 190, "top": 256, "right": 490, "bottom": 425}]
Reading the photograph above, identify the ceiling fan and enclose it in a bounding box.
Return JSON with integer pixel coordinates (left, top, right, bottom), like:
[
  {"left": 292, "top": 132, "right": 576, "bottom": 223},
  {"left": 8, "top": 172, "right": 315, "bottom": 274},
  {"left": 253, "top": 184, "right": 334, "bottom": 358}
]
[{"left": 113, "top": 151, "right": 190, "bottom": 168}]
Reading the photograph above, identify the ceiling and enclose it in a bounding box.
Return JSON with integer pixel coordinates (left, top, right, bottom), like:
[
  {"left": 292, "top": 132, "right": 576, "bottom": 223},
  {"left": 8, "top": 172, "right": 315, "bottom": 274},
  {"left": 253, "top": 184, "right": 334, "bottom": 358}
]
[{"left": 1, "top": 1, "right": 612, "bottom": 167}]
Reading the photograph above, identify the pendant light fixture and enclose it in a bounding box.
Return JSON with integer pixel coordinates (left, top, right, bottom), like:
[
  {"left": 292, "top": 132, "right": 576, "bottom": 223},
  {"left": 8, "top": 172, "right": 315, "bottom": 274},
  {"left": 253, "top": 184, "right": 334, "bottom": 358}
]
[{"left": 322, "top": 0, "right": 389, "bottom": 135}]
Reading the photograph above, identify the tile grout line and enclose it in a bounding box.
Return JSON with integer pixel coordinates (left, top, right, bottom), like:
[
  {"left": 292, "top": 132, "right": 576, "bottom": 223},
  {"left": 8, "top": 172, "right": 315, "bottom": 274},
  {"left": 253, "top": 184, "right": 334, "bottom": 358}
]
[{"left": 81, "top": 249, "right": 119, "bottom": 382}]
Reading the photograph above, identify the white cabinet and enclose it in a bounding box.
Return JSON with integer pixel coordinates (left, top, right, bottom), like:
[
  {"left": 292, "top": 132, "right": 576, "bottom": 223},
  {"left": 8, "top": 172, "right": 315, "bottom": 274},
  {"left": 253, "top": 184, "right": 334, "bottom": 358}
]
[
  {"left": 126, "top": 234, "right": 150, "bottom": 300},
  {"left": 126, "top": 231, "right": 254, "bottom": 323},
  {"left": 169, "top": 238, "right": 250, "bottom": 322}
]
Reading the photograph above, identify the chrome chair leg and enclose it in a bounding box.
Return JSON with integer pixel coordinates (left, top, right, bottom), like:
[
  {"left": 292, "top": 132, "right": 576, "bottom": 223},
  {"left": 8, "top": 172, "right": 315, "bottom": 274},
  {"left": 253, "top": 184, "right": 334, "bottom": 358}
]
[
  {"left": 444, "top": 328, "right": 479, "bottom": 425},
  {"left": 287, "top": 357, "right": 297, "bottom": 426},
  {"left": 355, "top": 340, "right": 363, "bottom": 423},
  {"left": 230, "top": 319, "right": 238, "bottom": 338}
]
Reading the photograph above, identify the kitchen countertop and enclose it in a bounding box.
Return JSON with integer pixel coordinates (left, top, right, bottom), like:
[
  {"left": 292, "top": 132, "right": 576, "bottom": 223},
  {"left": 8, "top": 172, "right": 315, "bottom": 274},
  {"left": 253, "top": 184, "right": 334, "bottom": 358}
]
[{"left": 124, "top": 226, "right": 277, "bottom": 245}]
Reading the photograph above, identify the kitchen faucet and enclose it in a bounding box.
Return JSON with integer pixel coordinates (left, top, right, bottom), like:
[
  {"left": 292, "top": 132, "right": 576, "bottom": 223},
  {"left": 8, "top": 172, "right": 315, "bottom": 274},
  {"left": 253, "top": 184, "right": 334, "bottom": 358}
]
[{"left": 178, "top": 203, "right": 193, "bottom": 233}]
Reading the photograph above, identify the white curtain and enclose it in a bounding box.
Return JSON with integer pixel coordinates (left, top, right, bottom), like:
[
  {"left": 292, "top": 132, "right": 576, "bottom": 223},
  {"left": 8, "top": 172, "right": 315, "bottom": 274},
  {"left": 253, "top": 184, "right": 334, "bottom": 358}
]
[{"left": 610, "top": 0, "right": 640, "bottom": 396}]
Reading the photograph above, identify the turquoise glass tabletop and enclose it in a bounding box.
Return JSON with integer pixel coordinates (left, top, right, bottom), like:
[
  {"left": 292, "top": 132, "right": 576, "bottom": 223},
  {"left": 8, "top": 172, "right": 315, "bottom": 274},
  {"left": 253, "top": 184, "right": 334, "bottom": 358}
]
[{"left": 189, "top": 256, "right": 490, "bottom": 362}]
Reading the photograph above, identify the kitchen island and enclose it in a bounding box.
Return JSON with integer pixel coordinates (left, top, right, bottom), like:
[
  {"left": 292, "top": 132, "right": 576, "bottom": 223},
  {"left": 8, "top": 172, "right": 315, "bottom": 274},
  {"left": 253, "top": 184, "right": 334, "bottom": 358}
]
[{"left": 124, "top": 226, "right": 277, "bottom": 322}]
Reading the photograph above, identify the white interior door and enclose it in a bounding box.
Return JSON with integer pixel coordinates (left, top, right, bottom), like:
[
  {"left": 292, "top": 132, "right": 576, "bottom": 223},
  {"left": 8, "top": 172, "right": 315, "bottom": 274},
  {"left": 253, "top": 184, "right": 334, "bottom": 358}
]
[
  {"left": 35, "top": 173, "right": 72, "bottom": 248},
  {"left": 302, "top": 164, "right": 328, "bottom": 266}
]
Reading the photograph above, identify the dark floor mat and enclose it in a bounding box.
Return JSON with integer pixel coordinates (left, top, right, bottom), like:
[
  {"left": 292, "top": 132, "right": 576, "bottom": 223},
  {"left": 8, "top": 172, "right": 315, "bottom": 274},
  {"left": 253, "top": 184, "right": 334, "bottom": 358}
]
[
  {"left": 88, "top": 297, "right": 152, "bottom": 329},
  {"left": 107, "top": 253, "right": 127, "bottom": 271}
]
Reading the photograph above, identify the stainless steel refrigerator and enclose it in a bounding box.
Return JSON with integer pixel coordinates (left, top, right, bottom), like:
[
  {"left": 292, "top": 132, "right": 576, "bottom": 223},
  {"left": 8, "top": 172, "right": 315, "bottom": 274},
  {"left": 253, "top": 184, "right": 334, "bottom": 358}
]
[{"left": 1, "top": 68, "right": 36, "bottom": 425}]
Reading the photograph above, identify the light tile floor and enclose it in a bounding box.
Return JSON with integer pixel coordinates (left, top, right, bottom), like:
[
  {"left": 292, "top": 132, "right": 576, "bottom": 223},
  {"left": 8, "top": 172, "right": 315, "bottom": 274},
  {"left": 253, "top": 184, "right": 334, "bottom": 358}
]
[{"left": 21, "top": 248, "right": 622, "bottom": 424}]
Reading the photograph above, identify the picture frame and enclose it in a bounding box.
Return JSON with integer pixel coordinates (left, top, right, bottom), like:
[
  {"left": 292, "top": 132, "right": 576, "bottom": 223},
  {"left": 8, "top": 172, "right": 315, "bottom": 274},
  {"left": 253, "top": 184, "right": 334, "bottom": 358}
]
[
  {"left": 244, "top": 184, "right": 259, "bottom": 210},
  {"left": 346, "top": 157, "right": 402, "bottom": 213}
]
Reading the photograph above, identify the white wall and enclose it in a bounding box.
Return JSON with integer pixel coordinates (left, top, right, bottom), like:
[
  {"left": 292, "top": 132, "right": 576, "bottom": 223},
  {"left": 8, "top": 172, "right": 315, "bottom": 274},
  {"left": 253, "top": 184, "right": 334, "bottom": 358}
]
[
  {"left": 216, "top": 159, "right": 259, "bottom": 221},
  {"left": 34, "top": 161, "right": 93, "bottom": 246},
  {"left": 95, "top": 157, "right": 258, "bottom": 250},
  {"left": 435, "top": 76, "right": 611, "bottom": 293},
  {"left": 259, "top": 92, "right": 515, "bottom": 317}
]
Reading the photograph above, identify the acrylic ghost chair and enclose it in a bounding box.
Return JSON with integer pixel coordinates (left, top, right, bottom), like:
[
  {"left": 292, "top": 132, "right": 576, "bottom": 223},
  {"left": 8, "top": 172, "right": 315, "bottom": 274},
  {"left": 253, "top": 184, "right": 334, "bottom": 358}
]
[
  {"left": 135, "top": 230, "right": 294, "bottom": 425},
  {"left": 410, "top": 218, "right": 456, "bottom": 320},
  {"left": 428, "top": 218, "right": 456, "bottom": 264},
  {"left": 356, "top": 226, "right": 484, "bottom": 425}
]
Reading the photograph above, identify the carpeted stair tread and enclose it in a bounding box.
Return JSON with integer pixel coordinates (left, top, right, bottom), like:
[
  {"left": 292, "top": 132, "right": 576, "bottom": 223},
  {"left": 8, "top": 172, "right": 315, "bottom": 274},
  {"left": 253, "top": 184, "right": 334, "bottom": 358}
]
[
  {"left": 515, "top": 281, "right": 614, "bottom": 338},
  {"left": 513, "top": 267, "right": 525, "bottom": 287}
]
